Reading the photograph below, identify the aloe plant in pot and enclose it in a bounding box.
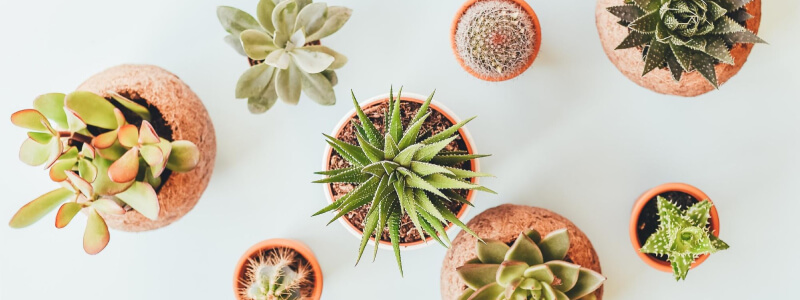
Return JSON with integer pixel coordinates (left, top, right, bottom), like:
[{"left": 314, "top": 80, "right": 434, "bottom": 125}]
[
  {"left": 8, "top": 65, "right": 216, "bottom": 254},
  {"left": 218, "top": 0, "right": 352, "bottom": 113},
  {"left": 314, "top": 87, "right": 494, "bottom": 275}
]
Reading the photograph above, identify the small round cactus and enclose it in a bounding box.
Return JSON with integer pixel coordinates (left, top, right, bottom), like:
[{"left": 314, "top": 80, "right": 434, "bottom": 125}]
[
  {"left": 241, "top": 247, "right": 313, "bottom": 300},
  {"left": 453, "top": 0, "right": 540, "bottom": 81}
]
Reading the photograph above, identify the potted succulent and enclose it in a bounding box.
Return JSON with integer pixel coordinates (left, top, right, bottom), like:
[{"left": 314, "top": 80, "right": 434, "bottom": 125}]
[
  {"left": 217, "top": 0, "right": 352, "bottom": 113},
  {"left": 441, "top": 204, "right": 605, "bottom": 300},
  {"left": 596, "top": 0, "right": 765, "bottom": 96},
  {"left": 233, "top": 239, "right": 323, "bottom": 300},
  {"left": 630, "top": 183, "right": 729, "bottom": 280},
  {"left": 8, "top": 65, "right": 216, "bottom": 254},
  {"left": 451, "top": 0, "right": 542, "bottom": 81},
  {"left": 313, "top": 88, "right": 494, "bottom": 275}
]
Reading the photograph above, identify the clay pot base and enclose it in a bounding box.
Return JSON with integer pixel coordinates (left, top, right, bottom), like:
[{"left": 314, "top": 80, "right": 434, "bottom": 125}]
[
  {"left": 77, "top": 65, "right": 216, "bottom": 232},
  {"left": 328, "top": 100, "right": 470, "bottom": 244},
  {"left": 596, "top": 0, "right": 762, "bottom": 97},
  {"left": 440, "top": 204, "right": 603, "bottom": 300}
]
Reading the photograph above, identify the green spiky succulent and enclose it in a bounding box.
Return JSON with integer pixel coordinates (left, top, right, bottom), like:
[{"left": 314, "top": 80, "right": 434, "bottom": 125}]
[
  {"left": 313, "top": 88, "right": 494, "bottom": 275},
  {"left": 218, "top": 0, "right": 351, "bottom": 113},
  {"left": 9, "top": 91, "right": 200, "bottom": 254},
  {"left": 457, "top": 229, "right": 606, "bottom": 300},
  {"left": 241, "top": 248, "right": 312, "bottom": 300},
  {"left": 640, "top": 196, "right": 729, "bottom": 281},
  {"left": 608, "top": 0, "right": 766, "bottom": 87}
]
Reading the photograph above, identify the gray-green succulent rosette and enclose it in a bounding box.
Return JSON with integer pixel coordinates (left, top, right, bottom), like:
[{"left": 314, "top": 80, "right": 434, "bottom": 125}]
[
  {"left": 608, "top": 0, "right": 765, "bottom": 88},
  {"left": 218, "top": 0, "right": 352, "bottom": 113}
]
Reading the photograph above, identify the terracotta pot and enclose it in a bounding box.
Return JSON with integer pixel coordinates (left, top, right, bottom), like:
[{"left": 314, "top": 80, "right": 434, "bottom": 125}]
[
  {"left": 596, "top": 0, "right": 762, "bottom": 97},
  {"left": 321, "top": 92, "right": 481, "bottom": 251},
  {"left": 441, "top": 204, "right": 603, "bottom": 300},
  {"left": 233, "top": 239, "right": 324, "bottom": 300},
  {"left": 77, "top": 64, "right": 216, "bottom": 232},
  {"left": 630, "top": 183, "right": 721, "bottom": 273},
  {"left": 451, "top": 0, "right": 542, "bottom": 82}
]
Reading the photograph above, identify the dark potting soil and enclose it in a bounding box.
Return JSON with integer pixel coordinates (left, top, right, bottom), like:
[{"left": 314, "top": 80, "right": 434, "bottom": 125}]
[
  {"left": 85, "top": 95, "right": 174, "bottom": 193},
  {"left": 636, "top": 191, "right": 707, "bottom": 262},
  {"left": 328, "top": 100, "right": 472, "bottom": 244},
  {"left": 240, "top": 247, "right": 316, "bottom": 298}
]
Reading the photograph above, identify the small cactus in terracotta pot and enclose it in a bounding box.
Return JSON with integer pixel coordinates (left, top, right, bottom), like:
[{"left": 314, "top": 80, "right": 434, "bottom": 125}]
[
  {"left": 234, "top": 239, "right": 323, "bottom": 300},
  {"left": 451, "top": 0, "right": 542, "bottom": 81}
]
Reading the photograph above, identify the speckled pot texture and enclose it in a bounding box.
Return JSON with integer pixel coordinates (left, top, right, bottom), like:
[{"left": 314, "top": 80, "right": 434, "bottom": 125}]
[
  {"left": 440, "top": 204, "right": 603, "bottom": 300},
  {"left": 77, "top": 64, "right": 216, "bottom": 232},
  {"left": 596, "top": 0, "right": 762, "bottom": 97}
]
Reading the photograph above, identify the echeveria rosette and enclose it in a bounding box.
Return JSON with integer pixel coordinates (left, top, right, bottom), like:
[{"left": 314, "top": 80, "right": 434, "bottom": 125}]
[
  {"left": 217, "top": 0, "right": 351, "bottom": 113},
  {"left": 9, "top": 91, "right": 200, "bottom": 254},
  {"left": 242, "top": 248, "right": 311, "bottom": 300},
  {"left": 608, "top": 0, "right": 766, "bottom": 87},
  {"left": 313, "top": 88, "right": 495, "bottom": 275},
  {"left": 640, "top": 196, "right": 730, "bottom": 281},
  {"left": 457, "top": 229, "right": 606, "bottom": 300}
]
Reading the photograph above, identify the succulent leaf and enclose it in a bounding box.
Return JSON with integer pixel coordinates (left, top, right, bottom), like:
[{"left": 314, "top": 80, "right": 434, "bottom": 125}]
[
  {"left": 217, "top": 5, "right": 263, "bottom": 38},
  {"left": 300, "top": 70, "right": 336, "bottom": 105},
  {"left": 276, "top": 64, "right": 302, "bottom": 104},
  {"left": 166, "top": 140, "right": 200, "bottom": 172},
  {"left": 478, "top": 239, "right": 510, "bottom": 264},
  {"left": 9, "top": 188, "right": 73, "bottom": 228},
  {"left": 64, "top": 91, "right": 118, "bottom": 129},
  {"left": 55, "top": 202, "right": 82, "bottom": 228},
  {"left": 539, "top": 229, "right": 570, "bottom": 262},
  {"left": 115, "top": 182, "right": 159, "bottom": 220},
  {"left": 83, "top": 208, "right": 110, "bottom": 255},
  {"left": 33, "top": 93, "right": 68, "bottom": 129},
  {"left": 506, "top": 233, "right": 544, "bottom": 266},
  {"left": 305, "top": 6, "right": 352, "bottom": 41},
  {"left": 108, "top": 91, "right": 151, "bottom": 121}
]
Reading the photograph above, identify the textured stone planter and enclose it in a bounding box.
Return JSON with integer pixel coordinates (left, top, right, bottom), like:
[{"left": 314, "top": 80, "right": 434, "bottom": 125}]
[
  {"left": 77, "top": 64, "right": 216, "bottom": 232},
  {"left": 596, "top": 0, "right": 762, "bottom": 97},
  {"left": 440, "top": 204, "right": 603, "bottom": 300}
]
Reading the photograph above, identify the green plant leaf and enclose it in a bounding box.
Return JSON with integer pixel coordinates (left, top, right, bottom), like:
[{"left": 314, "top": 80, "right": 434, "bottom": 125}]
[
  {"left": 410, "top": 161, "right": 455, "bottom": 177},
  {"left": 295, "top": 2, "right": 327, "bottom": 37},
  {"left": 115, "top": 181, "right": 159, "bottom": 220},
  {"left": 393, "top": 144, "right": 422, "bottom": 167},
  {"left": 497, "top": 261, "right": 528, "bottom": 286},
  {"left": 78, "top": 158, "right": 98, "bottom": 182},
  {"left": 300, "top": 70, "right": 336, "bottom": 105},
  {"left": 539, "top": 228, "right": 570, "bottom": 261},
  {"left": 237, "top": 63, "right": 277, "bottom": 99},
  {"left": 629, "top": 11, "right": 659, "bottom": 33},
  {"left": 276, "top": 63, "right": 302, "bottom": 105},
  {"left": 423, "top": 116, "right": 474, "bottom": 144},
  {"left": 643, "top": 41, "right": 668, "bottom": 76},
  {"left": 108, "top": 147, "right": 139, "bottom": 183},
  {"left": 65, "top": 171, "right": 93, "bottom": 197},
  {"left": 272, "top": 0, "right": 298, "bottom": 46},
  {"left": 693, "top": 52, "right": 719, "bottom": 88},
  {"left": 55, "top": 202, "right": 82, "bottom": 228},
  {"left": 712, "top": 16, "right": 748, "bottom": 34},
  {"left": 351, "top": 91, "right": 382, "bottom": 146},
  {"left": 140, "top": 145, "right": 164, "bottom": 168},
  {"left": 11, "top": 109, "right": 51, "bottom": 132},
  {"left": 477, "top": 239, "right": 510, "bottom": 264},
  {"left": 397, "top": 112, "right": 429, "bottom": 150},
  {"left": 470, "top": 282, "right": 504, "bottom": 300},
  {"left": 546, "top": 261, "right": 580, "bottom": 292},
  {"left": 33, "top": 93, "right": 68, "bottom": 129},
  {"left": 290, "top": 48, "right": 335, "bottom": 74},
  {"left": 616, "top": 31, "right": 653, "bottom": 49},
  {"left": 83, "top": 208, "right": 110, "bottom": 255},
  {"left": 355, "top": 130, "right": 384, "bottom": 163},
  {"left": 706, "top": 38, "right": 734, "bottom": 65},
  {"left": 9, "top": 188, "right": 73, "bottom": 228},
  {"left": 217, "top": 6, "right": 263, "bottom": 37},
  {"left": 264, "top": 49, "right": 291, "bottom": 69},
  {"left": 506, "top": 233, "right": 544, "bottom": 266},
  {"left": 324, "top": 133, "right": 370, "bottom": 166},
  {"left": 224, "top": 34, "right": 246, "bottom": 56},
  {"left": 607, "top": 5, "right": 646, "bottom": 22},
  {"left": 303, "top": 45, "right": 348, "bottom": 70},
  {"left": 305, "top": 6, "right": 352, "bottom": 41},
  {"left": 241, "top": 29, "right": 277, "bottom": 60},
  {"left": 64, "top": 91, "right": 117, "bottom": 129},
  {"left": 19, "top": 137, "right": 56, "bottom": 167},
  {"left": 167, "top": 140, "right": 200, "bottom": 172},
  {"left": 107, "top": 91, "right": 151, "bottom": 122},
  {"left": 117, "top": 124, "right": 139, "bottom": 148},
  {"left": 564, "top": 269, "right": 605, "bottom": 298},
  {"left": 92, "top": 198, "right": 125, "bottom": 215},
  {"left": 256, "top": 0, "right": 277, "bottom": 33},
  {"left": 388, "top": 205, "right": 403, "bottom": 276},
  {"left": 415, "top": 136, "right": 458, "bottom": 162},
  {"left": 457, "top": 264, "right": 501, "bottom": 290},
  {"left": 92, "top": 156, "right": 134, "bottom": 196},
  {"left": 725, "top": 30, "right": 766, "bottom": 44},
  {"left": 523, "top": 264, "right": 555, "bottom": 284}
]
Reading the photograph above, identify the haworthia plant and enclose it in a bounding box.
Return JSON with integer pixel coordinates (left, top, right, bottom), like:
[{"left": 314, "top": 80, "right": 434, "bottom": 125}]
[
  {"left": 640, "top": 196, "right": 729, "bottom": 281},
  {"left": 241, "top": 248, "right": 312, "bottom": 300},
  {"left": 9, "top": 91, "right": 200, "bottom": 254},
  {"left": 218, "top": 0, "right": 352, "bottom": 113},
  {"left": 457, "top": 229, "right": 606, "bottom": 300},
  {"left": 313, "top": 87, "right": 494, "bottom": 275},
  {"left": 607, "top": 0, "right": 766, "bottom": 87}
]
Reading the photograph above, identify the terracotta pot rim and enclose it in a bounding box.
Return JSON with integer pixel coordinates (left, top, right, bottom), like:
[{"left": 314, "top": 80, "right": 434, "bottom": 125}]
[
  {"left": 450, "top": 0, "right": 542, "bottom": 82},
  {"left": 629, "top": 183, "right": 721, "bottom": 273},
  {"left": 233, "top": 239, "right": 323, "bottom": 300},
  {"left": 321, "top": 92, "right": 480, "bottom": 251}
]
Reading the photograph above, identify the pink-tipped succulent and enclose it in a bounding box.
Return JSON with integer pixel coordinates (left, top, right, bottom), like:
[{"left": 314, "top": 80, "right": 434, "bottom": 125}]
[{"left": 9, "top": 91, "right": 200, "bottom": 254}]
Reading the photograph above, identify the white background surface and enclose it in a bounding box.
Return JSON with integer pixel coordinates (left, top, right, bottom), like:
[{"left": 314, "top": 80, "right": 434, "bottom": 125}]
[{"left": 0, "top": 0, "right": 797, "bottom": 299}]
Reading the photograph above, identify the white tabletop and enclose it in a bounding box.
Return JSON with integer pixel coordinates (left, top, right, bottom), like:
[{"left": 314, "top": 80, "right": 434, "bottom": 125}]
[{"left": 0, "top": 0, "right": 797, "bottom": 299}]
